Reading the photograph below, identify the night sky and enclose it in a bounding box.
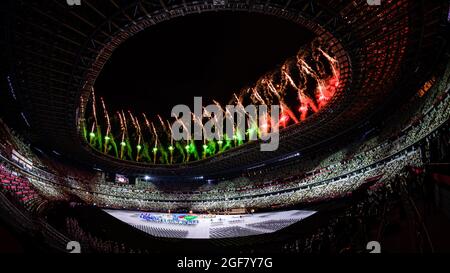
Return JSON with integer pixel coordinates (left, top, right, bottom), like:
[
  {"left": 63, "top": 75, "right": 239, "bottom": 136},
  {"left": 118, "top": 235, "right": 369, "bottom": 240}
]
[{"left": 95, "top": 11, "right": 314, "bottom": 119}]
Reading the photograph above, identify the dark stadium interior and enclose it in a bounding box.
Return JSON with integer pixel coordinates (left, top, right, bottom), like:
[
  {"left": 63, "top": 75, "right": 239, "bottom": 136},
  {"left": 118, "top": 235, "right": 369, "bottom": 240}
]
[{"left": 0, "top": 0, "right": 450, "bottom": 257}]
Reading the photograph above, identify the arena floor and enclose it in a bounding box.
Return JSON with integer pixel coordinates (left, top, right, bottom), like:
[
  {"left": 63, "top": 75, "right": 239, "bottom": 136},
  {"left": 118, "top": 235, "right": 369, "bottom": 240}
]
[{"left": 104, "top": 209, "right": 316, "bottom": 239}]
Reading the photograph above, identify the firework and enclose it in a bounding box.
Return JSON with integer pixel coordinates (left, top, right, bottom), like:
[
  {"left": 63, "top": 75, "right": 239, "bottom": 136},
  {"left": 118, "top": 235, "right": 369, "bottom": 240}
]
[{"left": 85, "top": 39, "right": 341, "bottom": 165}]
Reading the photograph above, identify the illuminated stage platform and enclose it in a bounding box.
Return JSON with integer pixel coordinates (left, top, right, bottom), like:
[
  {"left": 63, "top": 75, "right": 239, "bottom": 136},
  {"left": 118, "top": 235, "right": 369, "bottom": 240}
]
[{"left": 104, "top": 209, "right": 316, "bottom": 239}]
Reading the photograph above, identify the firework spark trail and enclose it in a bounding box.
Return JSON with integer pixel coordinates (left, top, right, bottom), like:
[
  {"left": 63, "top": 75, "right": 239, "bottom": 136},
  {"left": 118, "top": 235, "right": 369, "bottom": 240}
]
[
  {"left": 135, "top": 118, "right": 143, "bottom": 161},
  {"left": 122, "top": 111, "right": 131, "bottom": 159},
  {"left": 213, "top": 101, "right": 226, "bottom": 140},
  {"left": 298, "top": 58, "right": 326, "bottom": 99},
  {"left": 90, "top": 123, "right": 96, "bottom": 139},
  {"left": 166, "top": 120, "right": 174, "bottom": 146},
  {"left": 117, "top": 111, "right": 126, "bottom": 159},
  {"left": 100, "top": 97, "right": 111, "bottom": 136},
  {"left": 118, "top": 112, "right": 126, "bottom": 142},
  {"left": 299, "top": 48, "right": 340, "bottom": 108},
  {"left": 151, "top": 122, "right": 158, "bottom": 146},
  {"left": 136, "top": 118, "right": 142, "bottom": 145},
  {"left": 232, "top": 93, "right": 241, "bottom": 105},
  {"left": 127, "top": 112, "right": 137, "bottom": 139},
  {"left": 223, "top": 105, "right": 236, "bottom": 138},
  {"left": 164, "top": 120, "right": 175, "bottom": 164},
  {"left": 121, "top": 111, "right": 133, "bottom": 161},
  {"left": 128, "top": 112, "right": 136, "bottom": 137},
  {"left": 235, "top": 91, "right": 262, "bottom": 129},
  {"left": 203, "top": 105, "right": 224, "bottom": 141},
  {"left": 290, "top": 59, "right": 319, "bottom": 115},
  {"left": 143, "top": 113, "right": 155, "bottom": 146},
  {"left": 142, "top": 114, "right": 156, "bottom": 162},
  {"left": 142, "top": 113, "right": 150, "bottom": 130},
  {"left": 280, "top": 102, "right": 299, "bottom": 125},
  {"left": 91, "top": 88, "right": 98, "bottom": 132},
  {"left": 128, "top": 111, "right": 140, "bottom": 140},
  {"left": 154, "top": 115, "right": 168, "bottom": 140},
  {"left": 128, "top": 111, "right": 143, "bottom": 161},
  {"left": 130, "top": 112, "right": 143, "bottom": 145},
  {"left": 148, "top": 118, "right": 159, "bottom": 162},
  {"left": 252, "top": 79, "right": 273, "bottom": 106},
  {"left": 263, "top": 77, "right": 283, "bottom": 106},
  {"left": 231, "top": 95, "right": 247, "bottom": 139},
  {"left": 128, "top": 111, "right": 136, "bottom": 128},
  {"left": 318, "top": 47, "right": 341, "bottom": 100},
  {"left": 191, "top": 112, "right": 206, "bottom": 144},
  {"left": 319, "top": 48, "right": 338, "bottom": 68},
  {"left": 99, "top": 98, "right": 110, "bottom": 154},
  {"left": 263, "top": 74, "right": 298, "bottom": 125},
  {"left": 259, "top": 112, "right": 271, "bottom": 137},
  {"left": 120, "top": 111, "right": 129, "bottom": 140},
  {"left": 251, "top": 88, "right": 266, "bottom": 105}
]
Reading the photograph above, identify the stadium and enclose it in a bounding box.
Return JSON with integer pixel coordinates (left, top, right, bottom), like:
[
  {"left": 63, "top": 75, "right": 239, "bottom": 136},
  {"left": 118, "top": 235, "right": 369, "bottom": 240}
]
[{"left": 0, "top": 0, "right": 450, "bottom": 259}]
